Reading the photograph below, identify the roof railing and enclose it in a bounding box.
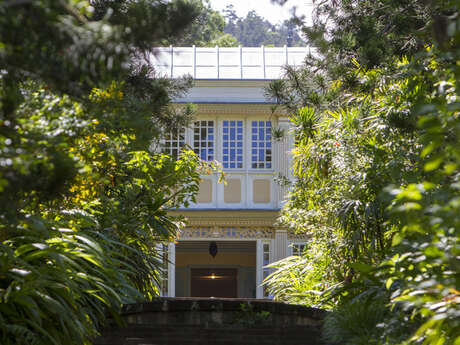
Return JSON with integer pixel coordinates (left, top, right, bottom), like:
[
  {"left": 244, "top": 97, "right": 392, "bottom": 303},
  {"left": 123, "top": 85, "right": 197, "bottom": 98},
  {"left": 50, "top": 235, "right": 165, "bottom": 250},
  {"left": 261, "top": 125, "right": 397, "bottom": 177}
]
[{"left": 150, "top": 45, "right": 312, "bottom": 80}]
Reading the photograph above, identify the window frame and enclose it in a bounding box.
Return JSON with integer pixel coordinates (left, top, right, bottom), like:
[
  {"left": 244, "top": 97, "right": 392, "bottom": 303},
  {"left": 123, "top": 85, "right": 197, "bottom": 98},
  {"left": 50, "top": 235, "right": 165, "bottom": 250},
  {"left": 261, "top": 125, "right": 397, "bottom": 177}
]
[
  {"left": 290, "top": 242, "right": 307, "bottom": 256},
  {"left": 162, "top": 127, "right": 186, "bottom": 158},
  {"left": 249, "top": 119, "right": 273, "bottom": 170},
  {"left": 192, "top": 119, "right": 216, "bottom": 161},
  {"left": 221, "top": 119, "right": 245, "bottom": 170}
]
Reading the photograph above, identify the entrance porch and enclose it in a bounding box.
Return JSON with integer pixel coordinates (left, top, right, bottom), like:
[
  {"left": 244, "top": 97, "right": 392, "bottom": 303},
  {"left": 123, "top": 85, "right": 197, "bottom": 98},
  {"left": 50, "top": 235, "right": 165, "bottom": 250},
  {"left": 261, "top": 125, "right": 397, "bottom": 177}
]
[{"left": 175, "top": 241, "right": 257, "bottom": 298}]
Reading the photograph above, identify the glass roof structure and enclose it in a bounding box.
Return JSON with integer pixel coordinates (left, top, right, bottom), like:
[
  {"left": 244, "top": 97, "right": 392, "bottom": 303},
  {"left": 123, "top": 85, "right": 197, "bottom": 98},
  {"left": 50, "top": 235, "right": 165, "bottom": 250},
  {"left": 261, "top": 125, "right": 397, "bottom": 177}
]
[{"left": 150, "top": 46, "right": 312, "bottom": 80}]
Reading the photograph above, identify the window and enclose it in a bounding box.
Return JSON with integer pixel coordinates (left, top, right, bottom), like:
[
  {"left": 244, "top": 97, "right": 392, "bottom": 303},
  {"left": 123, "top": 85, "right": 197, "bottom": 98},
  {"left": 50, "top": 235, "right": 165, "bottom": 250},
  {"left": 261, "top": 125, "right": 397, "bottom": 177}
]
[
  {"left": 292, "top": 243, "right": 306, "bottom": 256},
  {"left": 262, "top": 242, "right": 271, "bottom": 298},
  {"left": 222, "top": 120, "right": 243, "bottom": 169},
  {"left": 251, "top": 121, "right": 272, "bottom": 169},
  {"left": 163, "top": 127, "right": 185, "bottom": 157},
  {"left": 193, "top": 121, "right": 214, "bottom": 161}
]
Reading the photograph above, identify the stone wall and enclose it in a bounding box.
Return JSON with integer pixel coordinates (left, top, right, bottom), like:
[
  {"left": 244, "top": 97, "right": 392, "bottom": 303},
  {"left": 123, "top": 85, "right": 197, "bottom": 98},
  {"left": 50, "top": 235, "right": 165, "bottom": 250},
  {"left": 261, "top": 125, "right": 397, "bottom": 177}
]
[{"left": 95, "top": 298, "right": 326, "bottom": 345}]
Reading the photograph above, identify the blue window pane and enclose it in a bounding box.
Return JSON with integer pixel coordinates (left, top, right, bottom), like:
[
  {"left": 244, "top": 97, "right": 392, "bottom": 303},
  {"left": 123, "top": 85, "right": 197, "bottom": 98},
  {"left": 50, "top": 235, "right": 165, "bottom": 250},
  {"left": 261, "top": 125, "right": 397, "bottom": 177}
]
[
  {"left": 209, "top": 149, "right": 214, "bottom": 154},
  {"left": 266, "top": 127, "right": 271, "bottom": 133},
  {"left": 267, "top": 142, "right": 271, "bottom": 148},
  {"left": 209, "top": 135, "right": 214, "bottom": 140},
  {"left": 252, "top": 135, "right": 257, "bottom": 140},
  {"left": 223, "top": 149, "right": 228, "bottom": 154},
  {"left": 266, "top": 121, "right": 271, "bottom": 127},
  {"left": 259, "top": 121, "right": 264, "bottom": 126},
  {"left": 259, "top": 150, "right": 264, "bottom": 160},
  {"left": 252, "top": 149, "right": 257, "bottom": 154},
  {"left": 223, "top": 120, "right": 243, "bottom": 169},
  {"left": 252, "top": 121, "right": 257, "bottom": 126},
  {"left": 259, "top": 142, "right": 264, "bottom": 147},
  {"left": 209, "top": 128, "right": 214, "bottom": 133},
  {"left": 223, "top": 162, "right": 228, "bottom": 168},
  {"left": 259, "top": 128, "right": 264, "bottom": 139},
  {"left": 237, "top": 163, "right": 243, "bottom": 168},
  {"left": 267, "top": 163, "right": 272, "bottom": 168},
  {"left": 252, "top": 142, "right": 257, "bottom": 147},
  {"left": 252, "top": 127, "right": 257, "bottom": 134}
]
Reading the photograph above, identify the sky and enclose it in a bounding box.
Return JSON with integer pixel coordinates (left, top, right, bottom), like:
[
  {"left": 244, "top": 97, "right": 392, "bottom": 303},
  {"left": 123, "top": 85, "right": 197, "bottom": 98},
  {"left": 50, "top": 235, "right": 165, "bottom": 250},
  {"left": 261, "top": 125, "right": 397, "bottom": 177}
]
[{"left": 208, "top": 0, "right": 313, "bottom": 25}]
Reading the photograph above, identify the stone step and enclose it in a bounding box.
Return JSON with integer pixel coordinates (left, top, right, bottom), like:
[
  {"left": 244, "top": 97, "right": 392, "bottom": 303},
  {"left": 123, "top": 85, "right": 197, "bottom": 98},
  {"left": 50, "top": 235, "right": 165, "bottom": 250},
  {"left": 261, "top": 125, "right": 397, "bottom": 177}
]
[{"left": 96, "top": 326, "right": 323, "bottom": 345}]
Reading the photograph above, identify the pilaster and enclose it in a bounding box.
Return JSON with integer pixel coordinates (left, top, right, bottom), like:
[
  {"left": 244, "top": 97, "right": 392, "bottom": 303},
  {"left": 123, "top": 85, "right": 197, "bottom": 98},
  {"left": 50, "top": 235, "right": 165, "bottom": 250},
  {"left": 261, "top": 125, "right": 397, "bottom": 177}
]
[
  {"left": 276, "top": 117, "right": 294, "bottom": 207},
  {"left": 273, "top": 230, "right": 288, "bottom": 261}
]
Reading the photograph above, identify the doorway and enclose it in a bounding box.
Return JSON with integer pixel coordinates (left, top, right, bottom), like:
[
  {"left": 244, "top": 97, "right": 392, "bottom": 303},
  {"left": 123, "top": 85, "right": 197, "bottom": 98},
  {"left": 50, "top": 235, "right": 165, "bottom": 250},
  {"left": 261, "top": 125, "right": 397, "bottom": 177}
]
[
  {"left": 175, "top": 241, "right": 256, "bottom": 298},
  {"left": 191, "top": 268, "right": 237, "bottom": 298}
]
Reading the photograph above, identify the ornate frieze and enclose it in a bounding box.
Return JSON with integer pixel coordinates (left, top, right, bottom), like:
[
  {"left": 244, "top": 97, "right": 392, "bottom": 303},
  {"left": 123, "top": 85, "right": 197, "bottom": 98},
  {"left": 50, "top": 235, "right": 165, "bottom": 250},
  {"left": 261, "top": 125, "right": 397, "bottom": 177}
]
[
  {"left": 173, "top": 103, "right": 285, "bottom": 116},
  {"left": 179, "top": 226, "right": 275, "bottom": 239}
]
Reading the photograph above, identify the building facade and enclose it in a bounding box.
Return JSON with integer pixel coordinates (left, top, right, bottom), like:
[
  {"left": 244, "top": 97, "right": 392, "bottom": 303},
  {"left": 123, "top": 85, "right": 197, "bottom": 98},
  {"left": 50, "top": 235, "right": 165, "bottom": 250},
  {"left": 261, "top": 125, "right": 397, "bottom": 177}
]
[{"left": 152, "top": 47, "right": 310, "bottom": 299}]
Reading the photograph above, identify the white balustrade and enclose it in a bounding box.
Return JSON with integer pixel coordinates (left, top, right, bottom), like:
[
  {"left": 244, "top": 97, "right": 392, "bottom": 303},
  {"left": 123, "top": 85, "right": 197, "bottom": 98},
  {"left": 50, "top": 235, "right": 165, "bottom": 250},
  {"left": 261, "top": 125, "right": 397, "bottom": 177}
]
[{"left": 150, "top": 46, "right": 312, "bottom": 79}]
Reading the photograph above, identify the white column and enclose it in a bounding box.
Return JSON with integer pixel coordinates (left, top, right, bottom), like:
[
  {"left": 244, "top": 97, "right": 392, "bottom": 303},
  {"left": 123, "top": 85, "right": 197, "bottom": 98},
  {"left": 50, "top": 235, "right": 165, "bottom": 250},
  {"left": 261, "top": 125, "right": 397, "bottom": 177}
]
[
  {"left": 276, "top": 116, "right": 294, "bottom": 207},
  {"left": 274, "top": 230, "right": 288, "bottom": 261},
  {"left": 256, "top": 239, "right": 263, "bottom": 299},
  {"left": 167, "top": 242, "right": 175, "bottom": 297}
]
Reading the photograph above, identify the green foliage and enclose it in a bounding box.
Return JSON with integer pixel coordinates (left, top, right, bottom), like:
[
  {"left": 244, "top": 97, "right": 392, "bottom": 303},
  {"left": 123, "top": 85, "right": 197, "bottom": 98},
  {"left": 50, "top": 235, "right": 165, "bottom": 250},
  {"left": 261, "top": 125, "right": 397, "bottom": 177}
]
[
  {"left": 172, "top": 0, "right": 229, "bottom": 47},
  {"left": 210, "top": 33, "right": 240, "bottom": 48},
  {"left": 0, "top": 224, "right": 139, "bottom": 345},
  {"left": 264, "top": 250, "right": 330, "bottom": 307},
  {"left": 223, "top": 6, "right": 305, "bottom": 47},
  {"left": 0, "top": 1, "right": 211, "bottom": 344},
  {"left": 265, "top": 1, "right": 460, "bottom": 344},
  {"left": 301, "top": 0, "right": 446, "bottom": 74},
  {"left": 233, "top": 303, "right": 271, "bottom": 326}
]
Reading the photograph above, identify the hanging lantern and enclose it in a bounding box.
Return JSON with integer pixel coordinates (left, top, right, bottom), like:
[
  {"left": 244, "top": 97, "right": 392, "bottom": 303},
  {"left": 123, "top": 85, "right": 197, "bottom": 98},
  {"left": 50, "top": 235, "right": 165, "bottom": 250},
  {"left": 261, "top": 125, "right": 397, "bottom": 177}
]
[{"left": 209, "top": 241, "right": 218, "bottom": 258}]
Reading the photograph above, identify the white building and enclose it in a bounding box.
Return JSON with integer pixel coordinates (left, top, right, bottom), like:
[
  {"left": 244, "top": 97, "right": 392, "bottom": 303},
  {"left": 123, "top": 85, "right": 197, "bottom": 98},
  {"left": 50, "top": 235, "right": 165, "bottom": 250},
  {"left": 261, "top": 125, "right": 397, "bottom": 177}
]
[{"left": 152, "top": 47, "right": 309, "bottom": 299}]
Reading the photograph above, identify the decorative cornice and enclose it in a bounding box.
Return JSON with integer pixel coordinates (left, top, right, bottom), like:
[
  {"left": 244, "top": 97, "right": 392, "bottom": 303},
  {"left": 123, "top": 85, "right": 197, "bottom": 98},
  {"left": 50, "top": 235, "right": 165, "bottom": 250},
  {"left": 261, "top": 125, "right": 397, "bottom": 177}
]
[
  {"left": 168, "top": 209, "right": 280, "bottom": 228},
  {"left": 173, "top": 103, "right": 287, "bottom": 116}
]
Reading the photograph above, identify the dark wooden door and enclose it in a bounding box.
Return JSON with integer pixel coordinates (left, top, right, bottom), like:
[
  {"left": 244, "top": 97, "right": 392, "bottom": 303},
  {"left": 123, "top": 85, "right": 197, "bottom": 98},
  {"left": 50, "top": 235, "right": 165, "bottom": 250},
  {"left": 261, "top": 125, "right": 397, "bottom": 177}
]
[{"left": 190, "top": 268, "right": 237, "bottom": 298}]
